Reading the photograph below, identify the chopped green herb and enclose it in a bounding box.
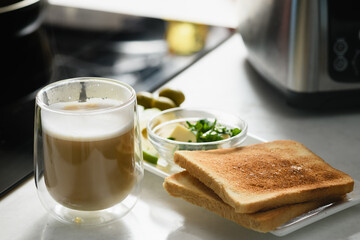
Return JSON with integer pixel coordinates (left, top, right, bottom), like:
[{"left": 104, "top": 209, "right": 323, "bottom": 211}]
[
  {"left": 167, "top": 137, "right": 176, "bottom": 140},
  {"left": 186, "top": 119, "right": 242, "bottom": 143},
  {"left": 231, "top": 128, "right": 241, "bottom": 136}
]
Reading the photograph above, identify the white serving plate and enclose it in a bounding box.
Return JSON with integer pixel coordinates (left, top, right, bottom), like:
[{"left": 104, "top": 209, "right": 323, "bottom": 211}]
[{"left": 143, "top": 133, "right": 360, "bottom": 237}]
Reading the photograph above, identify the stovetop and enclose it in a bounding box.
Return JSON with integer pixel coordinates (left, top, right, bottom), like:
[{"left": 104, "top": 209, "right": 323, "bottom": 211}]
[
  {"left": 47, "top": 17, "right": 232, "bottom": 92},
  {"left": 0, "top": 16, "right": 232, "bottom": 198}
]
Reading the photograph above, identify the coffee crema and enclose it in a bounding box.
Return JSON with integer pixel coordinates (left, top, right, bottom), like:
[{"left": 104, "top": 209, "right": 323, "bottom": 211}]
[{"left": 42, "top": 99, "right": 136, "bottom": 211}]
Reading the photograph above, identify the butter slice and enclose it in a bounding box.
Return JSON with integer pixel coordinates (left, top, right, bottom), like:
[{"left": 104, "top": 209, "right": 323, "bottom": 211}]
[{"left": 169, "top": 125, "right": 196, "bottom": 142}]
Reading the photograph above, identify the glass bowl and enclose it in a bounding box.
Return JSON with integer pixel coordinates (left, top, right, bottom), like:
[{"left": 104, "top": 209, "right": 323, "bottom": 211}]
[{"left": 147, "top": 107, "right": 248, "bottom": 169}]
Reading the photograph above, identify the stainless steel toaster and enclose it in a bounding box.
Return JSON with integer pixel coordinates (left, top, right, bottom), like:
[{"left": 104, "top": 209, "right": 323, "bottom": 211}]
[{"left": 237, "top": 0, "right": 360, "bottom": 108}]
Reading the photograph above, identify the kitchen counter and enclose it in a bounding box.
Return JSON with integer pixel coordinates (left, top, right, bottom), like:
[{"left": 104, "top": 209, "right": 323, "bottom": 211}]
[{"left": 1, "top": 33, "right": 360, "bottom": 240}]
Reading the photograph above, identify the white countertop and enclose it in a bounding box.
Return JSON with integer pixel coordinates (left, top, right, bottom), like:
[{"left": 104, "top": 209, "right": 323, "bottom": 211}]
[
  {"left": 1, "top": 34, "right": 360, "bottom": 240},
  {"left": 48, "top": 0, "right": 241, "bottom": 28}
]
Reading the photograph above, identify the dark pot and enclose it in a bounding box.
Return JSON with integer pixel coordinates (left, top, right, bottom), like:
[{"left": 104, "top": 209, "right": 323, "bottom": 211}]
[{"left": 0, "top": 0, "right": 53, "bottom": 146}]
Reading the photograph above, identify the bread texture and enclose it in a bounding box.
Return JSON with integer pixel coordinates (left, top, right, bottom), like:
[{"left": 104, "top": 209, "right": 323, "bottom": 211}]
[
  {"left": 174, "top": 140, "right": 354, "bottom": 213},
  {"left": 163, "top": 171, "right": 341, "bottom": 233}
]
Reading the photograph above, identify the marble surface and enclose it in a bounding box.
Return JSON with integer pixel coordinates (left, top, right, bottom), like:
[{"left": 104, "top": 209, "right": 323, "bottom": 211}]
[{"left": 1, "top": 34, "right": 360, "bottom": 240}]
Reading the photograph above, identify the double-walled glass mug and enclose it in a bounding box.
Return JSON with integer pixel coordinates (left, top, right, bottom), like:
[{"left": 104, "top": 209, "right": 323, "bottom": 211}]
[{"left": 34, "top": 77, "right": 143, "bottom": 225}]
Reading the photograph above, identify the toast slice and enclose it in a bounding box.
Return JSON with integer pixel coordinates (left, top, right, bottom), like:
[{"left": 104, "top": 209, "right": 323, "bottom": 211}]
[
  {"left": 163, "top": 171, "right": 341, "bottom": 233},
  {"left": 174, "top": 140, "right": 354, "bottom": 213}
]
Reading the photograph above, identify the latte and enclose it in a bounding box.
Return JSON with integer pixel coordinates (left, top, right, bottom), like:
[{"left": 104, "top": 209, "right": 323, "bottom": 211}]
[{"left": 41, "top": 99, "right": 136, "bottom": 211}]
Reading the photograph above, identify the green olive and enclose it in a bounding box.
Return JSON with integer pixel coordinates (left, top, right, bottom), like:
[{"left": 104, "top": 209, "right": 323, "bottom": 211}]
[
  {"left": 158, "top": 88, "right": 185, "bottom": 106},
  {"left": 152, "top": 96, "right": 177, "bottom": 110},
  {"left": 136, "top": 92, "right": 154, "bottom": 108}
]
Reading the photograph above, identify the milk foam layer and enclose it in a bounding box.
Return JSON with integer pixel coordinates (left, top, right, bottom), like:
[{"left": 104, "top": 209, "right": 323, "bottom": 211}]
[{"left": 41, "top": 98, "right": 134, "bottom": 141}]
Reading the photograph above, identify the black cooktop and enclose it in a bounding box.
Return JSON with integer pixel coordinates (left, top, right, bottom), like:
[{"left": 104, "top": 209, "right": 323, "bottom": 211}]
[{"left": 0, "top": 16, "right": 232, "bottom": 198}]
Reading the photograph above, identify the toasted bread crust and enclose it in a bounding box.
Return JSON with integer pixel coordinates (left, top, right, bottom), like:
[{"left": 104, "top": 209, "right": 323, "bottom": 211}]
[
  {"left": 174, "top": 140, "right": 354, "bottom": 213},
  {"left": 163, "top": 171, "right": 340, "bottom": 233}
]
